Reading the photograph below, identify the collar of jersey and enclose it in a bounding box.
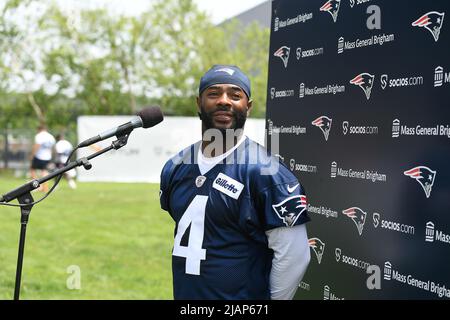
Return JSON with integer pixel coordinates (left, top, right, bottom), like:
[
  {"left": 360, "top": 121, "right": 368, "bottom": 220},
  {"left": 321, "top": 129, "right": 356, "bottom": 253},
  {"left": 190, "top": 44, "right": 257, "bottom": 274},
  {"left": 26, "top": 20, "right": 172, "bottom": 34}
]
[{"left": 197, "top": 134, "right": 247, "bottom": 175}]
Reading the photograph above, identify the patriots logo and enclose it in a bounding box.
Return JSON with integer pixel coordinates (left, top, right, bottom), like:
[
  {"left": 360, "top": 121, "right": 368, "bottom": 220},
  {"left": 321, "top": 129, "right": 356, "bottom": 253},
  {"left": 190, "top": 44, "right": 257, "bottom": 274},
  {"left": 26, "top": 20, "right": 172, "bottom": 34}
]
[
  {"left": 342, "top": 207, "right": 367, "bottom": 236},
  {"left": 404, "top": 166, "right": 436, "bottom": 198},
  {"left": 350, "top": 73, "right": 375, "bottom": 100},
  {"left": 308, "top": 238, "right": 325, "bottom": 264},
  {"left": 272, "top": 195, "right": 307, "bottom": 227},
  {"left": 320, "top": 0, "right": 341, "bottom": 23},
  {"left": 312, "top": 116, "right": 332, "bottom": 141},
  {"left": 274, "top": 46, "right": 290, "bottom": 68},
  {"left": 215, "top": 67, "right": 235, "bottom": 75},
  {"left": 412, "top": 11, "right": 445, "bottom": 42}
]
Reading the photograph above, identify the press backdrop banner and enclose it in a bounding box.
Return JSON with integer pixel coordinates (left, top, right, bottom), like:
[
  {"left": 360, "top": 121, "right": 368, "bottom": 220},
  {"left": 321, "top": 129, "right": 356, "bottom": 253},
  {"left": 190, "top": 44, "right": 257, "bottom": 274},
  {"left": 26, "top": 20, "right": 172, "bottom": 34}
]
[
  {"left": 77, "top": 116, "right": 265, "bottom": 183},
  {"left": 267, "top": 0, "right": 450, "bottom": 299}
]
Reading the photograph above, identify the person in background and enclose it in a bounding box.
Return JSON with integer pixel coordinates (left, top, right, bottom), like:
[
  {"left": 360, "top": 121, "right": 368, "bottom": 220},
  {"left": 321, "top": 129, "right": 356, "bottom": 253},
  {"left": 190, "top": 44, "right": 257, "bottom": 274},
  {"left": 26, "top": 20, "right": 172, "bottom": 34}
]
[
  {"left": 30, "top": 124, "right": 56, "bottom": 192},
  {"left": 54, "top": 133, "right": 77, "bottom": 189}
]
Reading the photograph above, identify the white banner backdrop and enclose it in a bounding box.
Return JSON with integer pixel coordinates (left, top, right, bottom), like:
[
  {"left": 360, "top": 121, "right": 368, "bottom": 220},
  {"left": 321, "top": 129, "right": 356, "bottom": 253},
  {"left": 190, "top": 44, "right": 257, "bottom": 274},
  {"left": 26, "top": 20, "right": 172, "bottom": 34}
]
[{"left": 77, "top": 116, "right": 265, "bottom": 183}]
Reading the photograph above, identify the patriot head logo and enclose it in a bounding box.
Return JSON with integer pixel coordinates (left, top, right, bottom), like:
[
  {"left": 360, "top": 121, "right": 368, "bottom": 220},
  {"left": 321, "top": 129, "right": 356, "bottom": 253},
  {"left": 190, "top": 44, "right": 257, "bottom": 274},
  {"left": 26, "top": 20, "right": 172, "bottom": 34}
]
[
  {"left": 342, "top": 207, "right": 367, "bottom": 235},
  {"left": 308, "top": 238, "right": 325, "bottom": 264},
  {"left": 320, "top": 0, "right": 341, "bottom": 23},
  {"left": 404, "top": 166, "right": 436, "bottom": 198},
  {"left": 350, "top": 73, "right": 375, "bottom": 100},
  {"left": 312, "top": 116, "right": 332, "bottom": 141},
  {"left": 412, "top": 11, "right": 445, "bottom": 42},
  {"left": 214, "top": 67, "right": 235, "bottom": 76},
  {"left": 272, "top": 195, "right": 307, "bottom": 227},
  {"left": 274, "top": 46, "right": 291, "bottom": 68}
]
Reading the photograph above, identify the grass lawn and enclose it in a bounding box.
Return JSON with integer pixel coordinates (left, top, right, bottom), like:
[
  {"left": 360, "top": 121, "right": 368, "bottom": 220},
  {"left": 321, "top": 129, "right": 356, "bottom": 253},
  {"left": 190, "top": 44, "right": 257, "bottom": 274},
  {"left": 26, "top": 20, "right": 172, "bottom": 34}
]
[{"left": 0, "top": 173, "right": 174, "bottom": 300}]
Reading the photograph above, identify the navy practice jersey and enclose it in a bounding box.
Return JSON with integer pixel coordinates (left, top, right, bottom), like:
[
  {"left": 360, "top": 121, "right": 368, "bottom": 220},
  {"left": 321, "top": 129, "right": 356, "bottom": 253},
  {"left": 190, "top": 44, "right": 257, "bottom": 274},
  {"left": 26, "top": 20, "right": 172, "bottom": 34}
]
[{"left": 160, "top": 137, "right": 310, "bottom": 300}]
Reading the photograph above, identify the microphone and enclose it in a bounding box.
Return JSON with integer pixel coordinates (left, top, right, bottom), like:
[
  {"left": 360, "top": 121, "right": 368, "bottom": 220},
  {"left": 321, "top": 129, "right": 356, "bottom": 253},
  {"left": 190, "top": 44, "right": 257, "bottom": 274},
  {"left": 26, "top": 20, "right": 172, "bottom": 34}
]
[{"left": 78, "top": 106, "right": 164, "bottom": 148}]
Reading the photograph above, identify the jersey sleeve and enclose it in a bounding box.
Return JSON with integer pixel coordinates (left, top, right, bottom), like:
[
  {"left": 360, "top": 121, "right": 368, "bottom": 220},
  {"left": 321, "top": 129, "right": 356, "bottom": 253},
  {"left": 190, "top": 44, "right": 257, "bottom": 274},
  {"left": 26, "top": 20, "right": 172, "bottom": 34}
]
[
  {"left": 266, "top": 224, "right": 310, "bottom": 299},
  {"left": 255, "top": 164, "right": 310, "bottom": 231},
  {"left": 159, "top": 160, "right": 173, "bottom": 212},
  {"left": 159, "top": 143, "right": 197, "bottom": 214}
]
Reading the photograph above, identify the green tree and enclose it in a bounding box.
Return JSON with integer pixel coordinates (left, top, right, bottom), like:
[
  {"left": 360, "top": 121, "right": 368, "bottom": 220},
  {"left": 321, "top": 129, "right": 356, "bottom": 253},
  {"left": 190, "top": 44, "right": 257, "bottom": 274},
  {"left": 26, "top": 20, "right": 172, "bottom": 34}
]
[
  {"left": 140, "top": 0, "right": 211, "bottom": 115},
  {"left": 143, "top": 0, "right": 269, "bottom": 117},
  {"left": 0, "top": 0, "right": 46, "bottom": 128},
  {"left": 0, "top": 0, "right": 270, "bottom": 132},
  {"left": 198, "top": 19, "right": 270, "bottom": 118},
  {"left": 42, "top": 5, "right": 146, "bottom": 116}
]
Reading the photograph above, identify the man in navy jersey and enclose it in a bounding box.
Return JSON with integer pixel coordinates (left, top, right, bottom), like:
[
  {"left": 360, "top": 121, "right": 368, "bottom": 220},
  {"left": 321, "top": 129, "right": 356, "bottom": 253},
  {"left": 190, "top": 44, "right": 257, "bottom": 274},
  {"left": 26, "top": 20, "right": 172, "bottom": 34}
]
[{"left": 160, "top": 65, "right": 310, "bottom": 300}]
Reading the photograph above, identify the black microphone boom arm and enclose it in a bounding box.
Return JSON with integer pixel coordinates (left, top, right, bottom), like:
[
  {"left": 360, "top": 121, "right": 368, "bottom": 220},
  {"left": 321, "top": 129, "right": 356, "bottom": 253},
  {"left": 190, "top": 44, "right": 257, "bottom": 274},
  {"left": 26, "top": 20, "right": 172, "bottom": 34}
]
[{"left": 77, "top": 106, "right": 163, "bottom": 148}]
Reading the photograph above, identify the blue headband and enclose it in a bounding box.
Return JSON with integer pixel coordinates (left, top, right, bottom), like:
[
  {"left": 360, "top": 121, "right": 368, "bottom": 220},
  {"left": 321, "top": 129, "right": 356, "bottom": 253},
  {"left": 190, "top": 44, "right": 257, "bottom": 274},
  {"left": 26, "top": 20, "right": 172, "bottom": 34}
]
[{"left": 199, "top": 65, "right": 251, "bottom": 98}]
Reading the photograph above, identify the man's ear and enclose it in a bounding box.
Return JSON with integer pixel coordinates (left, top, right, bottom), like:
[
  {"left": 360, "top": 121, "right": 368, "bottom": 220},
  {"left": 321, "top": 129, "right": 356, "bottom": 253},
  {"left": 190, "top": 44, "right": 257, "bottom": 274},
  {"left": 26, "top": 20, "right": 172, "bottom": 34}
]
[
  {"left": 196, "top": 96, "right": 202, "bottom": 120},
  {"left": 246, "top": 99, "right": 253, "bottom": 116}
]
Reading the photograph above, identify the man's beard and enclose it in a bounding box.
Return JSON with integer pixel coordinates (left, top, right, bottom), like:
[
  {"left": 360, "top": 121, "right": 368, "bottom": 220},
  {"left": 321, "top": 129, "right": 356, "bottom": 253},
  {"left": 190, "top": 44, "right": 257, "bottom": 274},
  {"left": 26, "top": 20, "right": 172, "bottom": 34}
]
[{"left": 199, "top": 104, "right": 247, "bottom": 133}]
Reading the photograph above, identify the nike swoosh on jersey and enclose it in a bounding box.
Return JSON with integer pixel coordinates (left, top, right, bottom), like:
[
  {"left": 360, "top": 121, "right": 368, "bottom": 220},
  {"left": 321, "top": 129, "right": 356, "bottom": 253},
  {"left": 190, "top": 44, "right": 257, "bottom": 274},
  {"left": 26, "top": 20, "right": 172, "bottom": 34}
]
[{"left": 287, "top": 183, "right": 299, "bottom": 193}]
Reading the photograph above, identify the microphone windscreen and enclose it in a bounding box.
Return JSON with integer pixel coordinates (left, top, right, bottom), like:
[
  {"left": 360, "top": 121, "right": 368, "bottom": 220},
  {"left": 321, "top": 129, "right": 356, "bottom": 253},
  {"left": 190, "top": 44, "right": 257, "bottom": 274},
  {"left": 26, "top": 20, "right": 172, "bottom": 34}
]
[{"left": 137, "top": 106, "right": 164, "bottom": 128}]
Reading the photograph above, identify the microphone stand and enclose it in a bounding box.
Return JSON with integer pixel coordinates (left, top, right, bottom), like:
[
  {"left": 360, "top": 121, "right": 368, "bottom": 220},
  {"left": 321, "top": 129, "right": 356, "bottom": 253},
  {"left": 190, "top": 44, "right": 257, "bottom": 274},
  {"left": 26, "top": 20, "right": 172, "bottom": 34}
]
[{"left": 1, "top": 132, "right": 131, "bottom": 300}]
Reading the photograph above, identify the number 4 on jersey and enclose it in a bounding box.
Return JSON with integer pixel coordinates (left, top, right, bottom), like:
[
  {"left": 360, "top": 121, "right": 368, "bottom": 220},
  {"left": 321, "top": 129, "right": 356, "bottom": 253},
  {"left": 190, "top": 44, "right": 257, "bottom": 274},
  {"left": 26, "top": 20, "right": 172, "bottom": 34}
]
[{"left": 172, "top": 195, "right": 208, "bottom": 275}]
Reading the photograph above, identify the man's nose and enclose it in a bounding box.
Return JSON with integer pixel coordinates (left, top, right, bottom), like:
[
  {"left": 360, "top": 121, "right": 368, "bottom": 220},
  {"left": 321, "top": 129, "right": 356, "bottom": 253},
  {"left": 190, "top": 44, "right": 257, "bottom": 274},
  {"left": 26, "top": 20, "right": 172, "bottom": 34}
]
[{"left": 216, "top": 93, "right": 232, "bottom": 106}]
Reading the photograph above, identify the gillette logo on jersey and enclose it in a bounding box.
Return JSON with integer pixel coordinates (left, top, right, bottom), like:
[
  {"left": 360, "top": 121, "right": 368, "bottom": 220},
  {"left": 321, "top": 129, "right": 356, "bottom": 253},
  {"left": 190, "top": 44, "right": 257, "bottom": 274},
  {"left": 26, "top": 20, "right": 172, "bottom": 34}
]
[
  {"left": 213, "top": 173, "right": 244, "bottom": 200},
  {"left": 214, "top": 178, "right": 239, "bottom": 193}
]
